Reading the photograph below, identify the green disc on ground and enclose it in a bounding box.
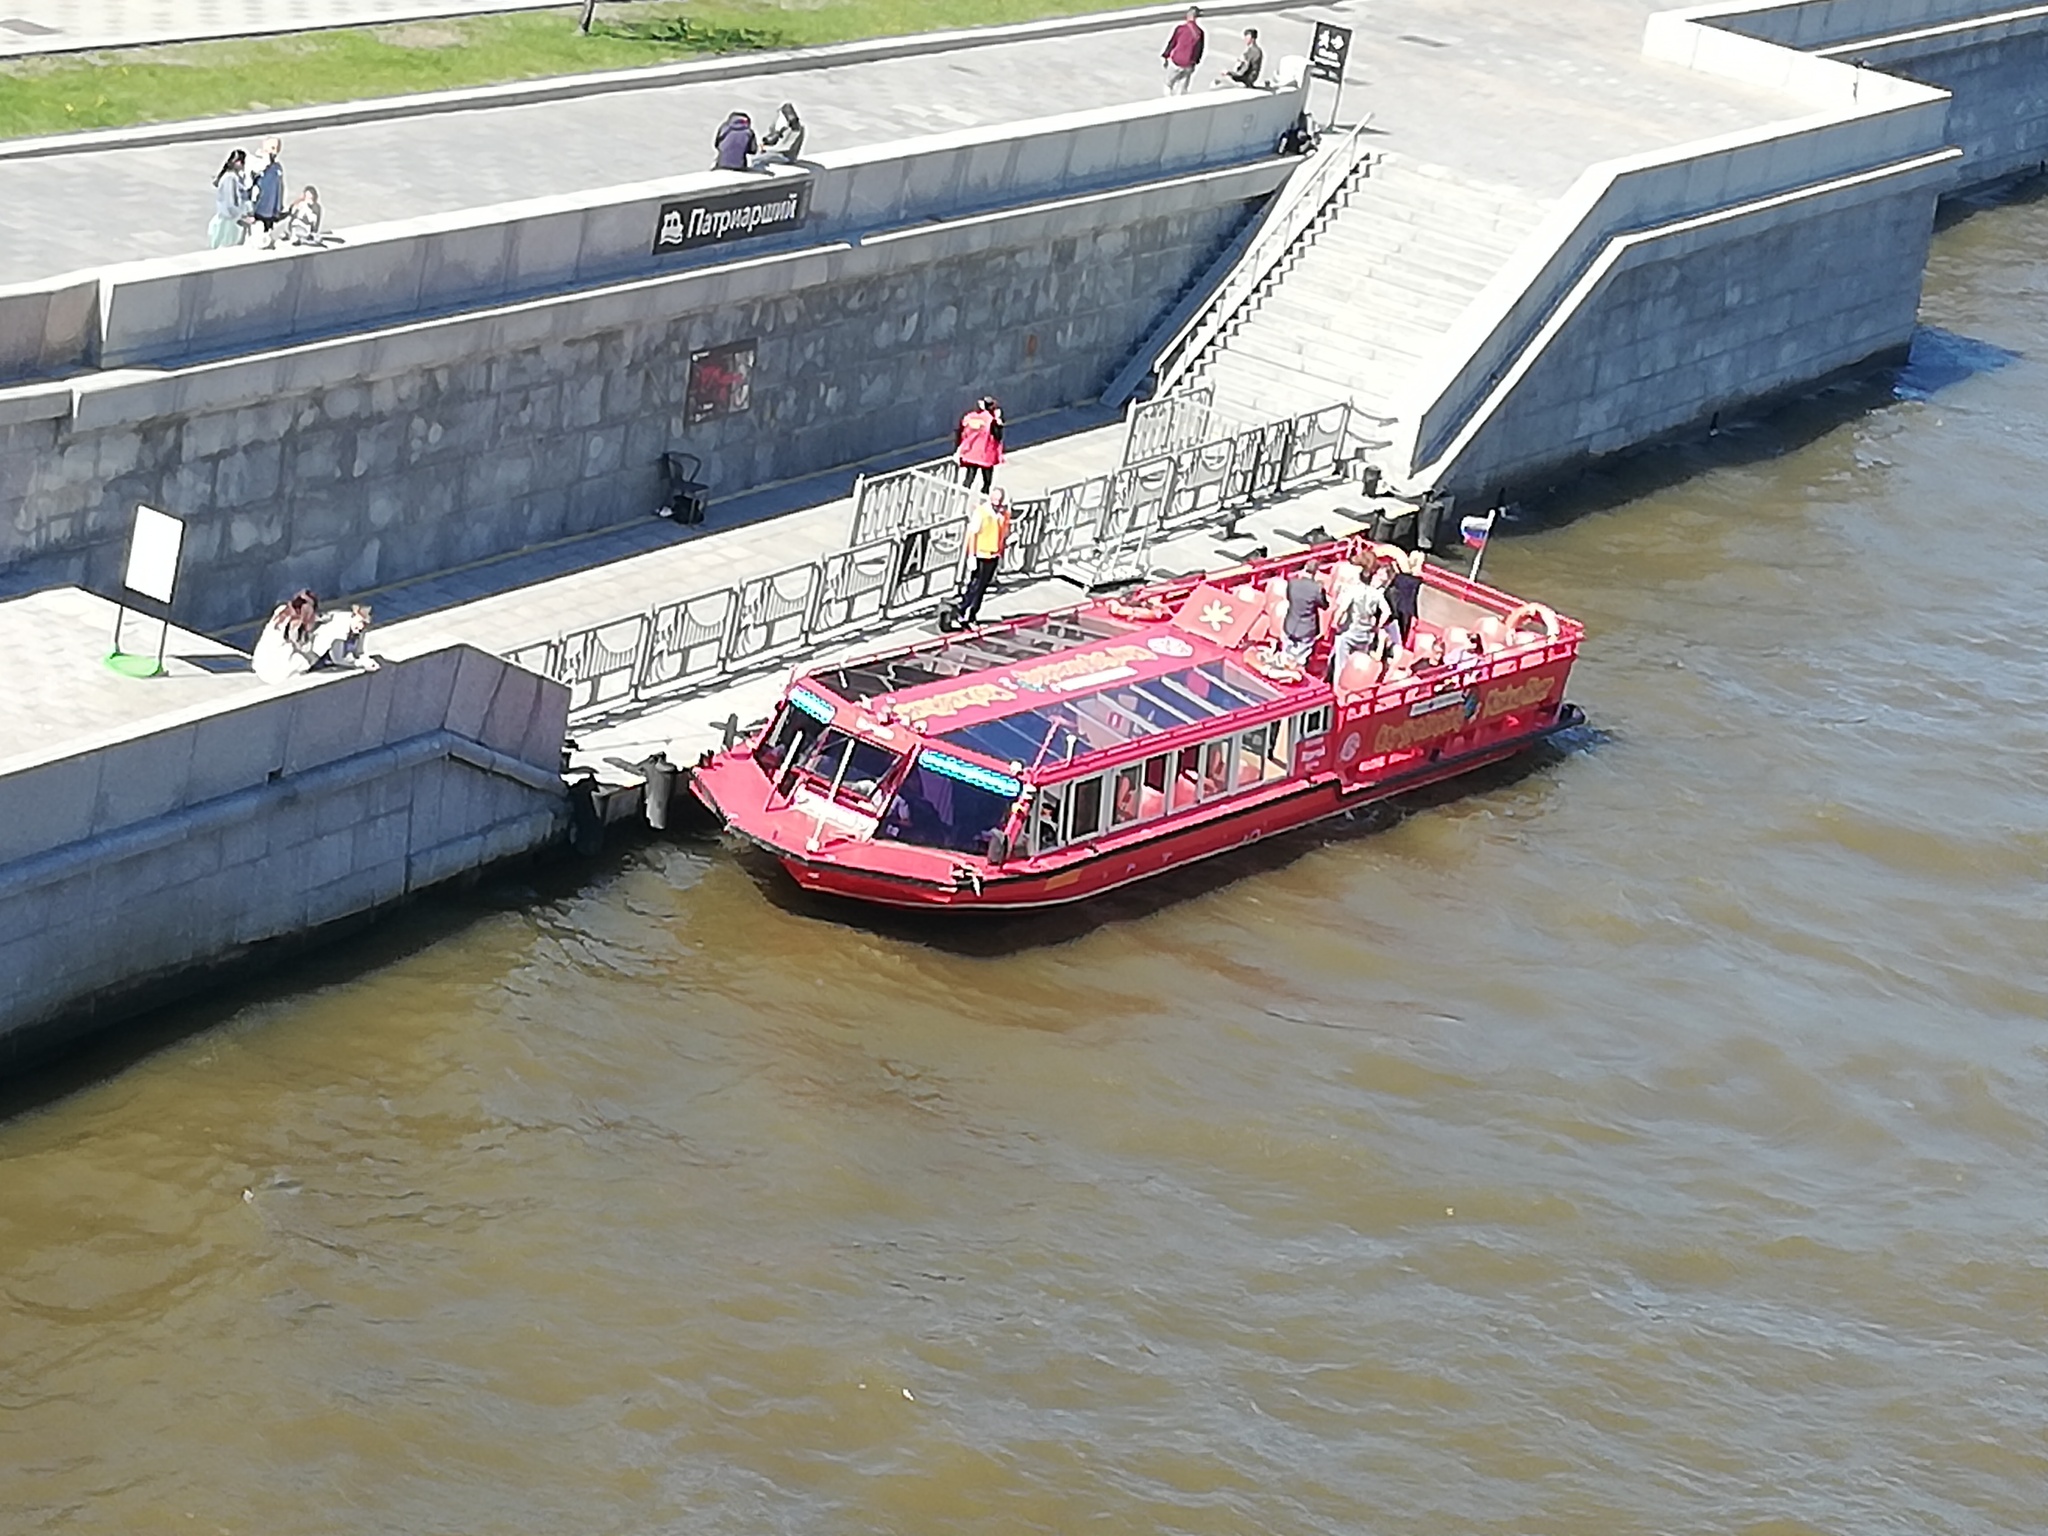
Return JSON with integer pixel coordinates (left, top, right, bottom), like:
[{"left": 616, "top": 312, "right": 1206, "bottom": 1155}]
[{"left": 103, "top": 651, "right": 164, "bottom": 678}]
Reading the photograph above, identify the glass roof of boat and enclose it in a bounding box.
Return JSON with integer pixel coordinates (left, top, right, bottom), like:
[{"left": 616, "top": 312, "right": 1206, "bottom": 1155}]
[
  {"left": 812, "top": 610, "right": 1134, "bottom": 704},
  {"left": 939, "top": 658, "right": 1284, "bottom": 767}
]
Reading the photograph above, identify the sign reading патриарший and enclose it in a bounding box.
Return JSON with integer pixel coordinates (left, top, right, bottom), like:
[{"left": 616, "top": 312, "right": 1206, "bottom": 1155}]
[{"left": 653, "top": 182, "right": 813, "bottom": 255}]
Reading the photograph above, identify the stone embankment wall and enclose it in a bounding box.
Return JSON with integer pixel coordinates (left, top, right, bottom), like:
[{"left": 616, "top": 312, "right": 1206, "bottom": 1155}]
[
  {"left": 1398, "top": 0, "right": 2048, "bottom": 501},
  {"left": 0, "top": 634, "right": 569, "bottom": 1066},
  {"left": 0, "top": 90, "right": 1299, "bottom": 632}
]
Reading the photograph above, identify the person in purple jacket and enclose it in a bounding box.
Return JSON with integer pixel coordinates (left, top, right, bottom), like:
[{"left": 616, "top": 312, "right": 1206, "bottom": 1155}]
[
  {"left": 712, "top": 111, "right": 757, "bottom": 171},
  {"left": 1161, "top": 7, "right": 1205, "bottom": 95}
]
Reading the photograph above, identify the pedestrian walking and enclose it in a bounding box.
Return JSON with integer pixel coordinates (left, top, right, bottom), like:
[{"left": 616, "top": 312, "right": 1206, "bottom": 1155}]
[
  {"left": 954, "top": 395, "right": 1005, "bottom": 492},
  {"left": 208, "top": 148, "right": 251, "bottom": 249},
  {"left": 954, "top": 488, "right": 1012, "bottom": 626},
  {"left": 713, "top": 111, "right": 757, "bottom": 171},
  {"left": 1220, "top": 28, "right": 1263, "bottom": 87},
  {"left": 250, "top": 137, "right": 287, "bottom": 248},
  {"left": 1161, "top": 6, "right": 1205, "bottom": 95}
]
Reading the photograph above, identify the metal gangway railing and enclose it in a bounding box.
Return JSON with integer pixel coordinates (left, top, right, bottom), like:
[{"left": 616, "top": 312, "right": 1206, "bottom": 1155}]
[{"left": 509, "top": 394, "right": 1353, "bottom": 724}]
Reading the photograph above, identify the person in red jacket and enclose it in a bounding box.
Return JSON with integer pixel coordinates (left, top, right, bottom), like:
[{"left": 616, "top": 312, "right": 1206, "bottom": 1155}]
[
  {"left": 954, "top": 395, "right": 1004, "bottom": 492},
  {"left": 1161, "top": 7, "right": 1205, "bottom": 95}
]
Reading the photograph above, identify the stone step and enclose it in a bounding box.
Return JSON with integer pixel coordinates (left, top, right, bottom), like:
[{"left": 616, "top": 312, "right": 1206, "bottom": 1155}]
[
  {"left": 1220, "top": 333, "right": 1428, "bottom": 390},
  {"left": 1233, "top": 296, "right": 1448, "bottom": 350},
  {"left": 1202, "top": 356, "right": 1404, "bottom": 422},
  {"left": 1292, "top": 230, "right": 1517, "bottom": 288},
  {"left": 1257, "top": 274, "right": 1475, "bottom": 324},
  {"left": 1337, "top": 184, "right": 1545, "bottom": 242},
  {"left": 1316, "top": 214, "right": 1528, "bottom": 265}
]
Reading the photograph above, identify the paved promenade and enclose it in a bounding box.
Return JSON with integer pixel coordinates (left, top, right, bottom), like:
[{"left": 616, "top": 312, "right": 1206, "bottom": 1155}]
[
  {"left": 0, "top": 0, "right": 565, "bottom": 57},
  {"left": 0, "top": 0, "right": 1798, "bottom": 284}
]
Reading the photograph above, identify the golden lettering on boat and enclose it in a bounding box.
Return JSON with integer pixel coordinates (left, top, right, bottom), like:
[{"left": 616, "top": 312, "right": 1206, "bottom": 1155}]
[
  {"left": 1007, "top": 644, "right": 1156, "bottom": 691},
  {"left": 1480, "top": 671, "right": 1560, "bottom": 720},
  {"left": 1372, "top": 708, "right": 1471, "bottom": 754},
  {"left": 896, "top": 680, "right": 1018, "bottom": 723}
]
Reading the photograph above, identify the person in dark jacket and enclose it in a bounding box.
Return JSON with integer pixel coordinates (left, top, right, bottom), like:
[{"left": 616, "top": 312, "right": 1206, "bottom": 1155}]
[
  {"left": 251, "top": 136, "right": 286, "bottom": 248},
  {"left": 1221, "top": 28, "right": 1264, "bottom": 87},
  {"left": 713, "top": 112, "right": 757, "bottom": 171}
]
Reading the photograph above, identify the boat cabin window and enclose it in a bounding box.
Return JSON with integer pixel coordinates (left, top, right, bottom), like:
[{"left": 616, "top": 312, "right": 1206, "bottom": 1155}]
[
  {"left": 784, "top": 727, "right": 902, "bottom": 810},
  {"left": 1110, "top": 764, "right": 1145, "bottom": 827},
  {"left": 755, "top": 698, "right": 828, "bottom": 776},
  {"left": 1030, "top": 785, "right": 1067, "bottom": 855},
  {"left": 1200, "top": 737, "right": 1236, "bottom": 800},
  {"left": 1069, "top": 775, "right": 1105, "bottom": 840},
  {"left": 1240, "top": 721, "right": 1286, "bottom": 783},
  {"left": 878, "top": 752, "right": 1021, "bottom": 857}
]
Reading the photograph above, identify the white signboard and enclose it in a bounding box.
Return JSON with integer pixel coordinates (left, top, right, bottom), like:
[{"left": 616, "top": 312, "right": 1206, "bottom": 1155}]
[{"left": 123, "top": 504, "right": 183, "bottom": 605}]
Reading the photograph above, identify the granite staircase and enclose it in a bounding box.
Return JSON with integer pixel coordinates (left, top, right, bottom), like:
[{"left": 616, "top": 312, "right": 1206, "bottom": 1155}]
[{"left": 1185, "top": 156, "right": 1551, "bottom": 459}]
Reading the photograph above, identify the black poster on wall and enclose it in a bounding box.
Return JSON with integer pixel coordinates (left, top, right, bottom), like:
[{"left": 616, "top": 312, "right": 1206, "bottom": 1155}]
[{"left": 652, "top": 181, "right": 812, "bottom": 256}]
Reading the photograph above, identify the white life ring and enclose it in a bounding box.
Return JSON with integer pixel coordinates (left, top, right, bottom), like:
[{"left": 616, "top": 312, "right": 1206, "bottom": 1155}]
[{"left": 1501, "top": 602, "right": 1560, "bottom": 642}]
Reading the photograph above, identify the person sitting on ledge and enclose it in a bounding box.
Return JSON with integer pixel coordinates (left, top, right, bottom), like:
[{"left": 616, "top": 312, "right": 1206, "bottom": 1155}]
[
  {"left": 284, "top": 185, "right": 324, "bottom": 246},
  {"left": 253, "top": 589, "right": 320, "bottom": 683},
  {"left": 757, "top": 102, "right": 805, "bottom": 165},
  {"left": 309, "top": 603, "right": 377, "bottom": 672},
  {"left": 713, "top": 111, "right": 758, "bottom": 171},
  {"left": 1220, "top": 28, "right": 1264, "bottom": 87}
]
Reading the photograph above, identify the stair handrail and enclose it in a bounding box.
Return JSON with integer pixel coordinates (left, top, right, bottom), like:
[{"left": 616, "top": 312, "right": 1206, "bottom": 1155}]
[{"left": 1150, "top": 121, "right": 1377, "bottom": 399}]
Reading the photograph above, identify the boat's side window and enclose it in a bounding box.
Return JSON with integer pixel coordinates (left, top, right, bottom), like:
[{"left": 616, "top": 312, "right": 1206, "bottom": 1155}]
[
  {"left": 1142, "top": 753, "right": 1173, "bottom": 819},
  {"left": 1031, "top": 785, "right": 1068, "bottom": 854},
  {"left": 1200, "top": 736, "right": 1236, "bottom": 800},
  {"left": 1240, "top": 722, "right": 1283, "bottom": 783},
  {"left": 1280, "top": 706, "right": 1331, "bottom": 772},
  {"left": 1069, "top": 775, "right": 1106, "bottom": 839},
  {"left": 1110, "top": 765, "right": 1145, "bottom": 827}
]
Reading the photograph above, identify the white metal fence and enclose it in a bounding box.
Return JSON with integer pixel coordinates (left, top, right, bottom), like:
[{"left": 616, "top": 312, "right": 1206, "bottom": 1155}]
[{"left": 512, "top": 394, "right": 1353, "bottom": 724}]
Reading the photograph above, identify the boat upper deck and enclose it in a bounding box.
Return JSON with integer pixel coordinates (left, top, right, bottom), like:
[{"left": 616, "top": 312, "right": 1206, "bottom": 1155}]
[{"left": 793, "top": 542, "right": 1570, "bottom": 782}]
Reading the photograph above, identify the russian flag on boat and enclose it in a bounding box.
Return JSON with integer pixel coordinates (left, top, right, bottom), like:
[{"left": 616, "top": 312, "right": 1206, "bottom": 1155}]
[{"left": 1460, "top": 510, "right": 1497, "bottom": 550}]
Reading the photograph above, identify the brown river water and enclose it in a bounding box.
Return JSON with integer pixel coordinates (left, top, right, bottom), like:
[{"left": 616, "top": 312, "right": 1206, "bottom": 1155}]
[{"left": 6, "top": 191, "right": 2048, "bottom": 1536}]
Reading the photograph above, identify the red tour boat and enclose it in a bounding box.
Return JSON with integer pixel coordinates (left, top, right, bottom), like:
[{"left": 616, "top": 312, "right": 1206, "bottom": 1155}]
[{"left": 690, "top": 540, "right": 1586, "bottom": 909}]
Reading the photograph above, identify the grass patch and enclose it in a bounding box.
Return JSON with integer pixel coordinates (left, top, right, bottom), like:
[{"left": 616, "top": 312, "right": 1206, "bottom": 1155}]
[{"left": 0, "top": 0, "right": 1152, "bottom": 140}]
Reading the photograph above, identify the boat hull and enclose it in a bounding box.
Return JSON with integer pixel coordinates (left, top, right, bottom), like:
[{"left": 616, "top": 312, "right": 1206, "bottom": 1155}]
[{"left": 712, "top": 706, "right": 1583, "bottom": 911}]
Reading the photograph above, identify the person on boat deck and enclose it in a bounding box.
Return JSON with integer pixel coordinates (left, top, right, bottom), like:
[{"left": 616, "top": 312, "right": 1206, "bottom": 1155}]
[
  {"left": 1400, "top": 631, "right": 1449, "bottom": 679},
  {"left": 955, "top": 487, "right": 1011, "bottom": 624},
  {"left": 881, "top": 781, "right": 946, "bottom": 843},
  {"left": 1279, "top": 566, "right": 1327, "bottom": 665},
  {"left": 1327, "top": 560, "right": 1394, "bottom": 686},
  {"left": 1442, "top": 628, "right": 1481, "bottom": 669},
  {"left": 1388, "top": 548, "right": 1424, "bottom": 647}
]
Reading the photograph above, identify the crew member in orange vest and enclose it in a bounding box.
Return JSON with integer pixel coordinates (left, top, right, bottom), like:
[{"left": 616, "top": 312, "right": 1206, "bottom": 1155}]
[
  {"left": 956, "top": 487, "right": 1012, "bottom": 625},
  {"left": 954, "top": 395, "right": 1005, "bottom": 493}
]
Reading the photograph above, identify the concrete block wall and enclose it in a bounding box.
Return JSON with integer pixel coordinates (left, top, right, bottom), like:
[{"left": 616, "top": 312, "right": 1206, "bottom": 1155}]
[
  {"left": 1849, "top": 23, "right": 2048, "bottom": 183},
  {"left": 0, "top": 158, "right": 1282, "bottom": 629},
  {"left": 0, "top": 638, "right": 568, "bottom": 1064},
  {"left": 1390, "top": 0, "right": 2048, "bottom": 496},
  {"left": 85, "top": 88, "right": 1300, "bottom": 375},
  {"left": 1428, "top": 162, "right": 1947, "bottom": 497},
  {"left": 1666, "top": 0, "right": 2048, "bottom": 185},
  {"left": 0, "top": 275, "right": 98, "bottom": 383},
  {"left": 1404, "top": 73, "right": 1950, "bottom": 477}
]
